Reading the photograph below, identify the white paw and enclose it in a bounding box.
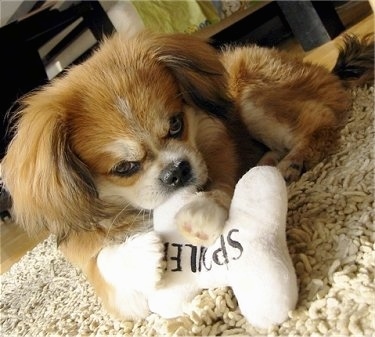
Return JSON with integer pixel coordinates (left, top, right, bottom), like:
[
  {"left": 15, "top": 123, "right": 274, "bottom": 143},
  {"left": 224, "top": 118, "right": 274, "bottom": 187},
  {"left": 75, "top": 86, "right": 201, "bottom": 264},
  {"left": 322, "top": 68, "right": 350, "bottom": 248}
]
[
  {"left": 98, "top": 231, "right": 165, "bottom": 292},
  {"left": 175, "top": 193, "right": 227, "bottom": 246},
  {"left": 128, "top": 231, "right": 166, "bottom": 291}
]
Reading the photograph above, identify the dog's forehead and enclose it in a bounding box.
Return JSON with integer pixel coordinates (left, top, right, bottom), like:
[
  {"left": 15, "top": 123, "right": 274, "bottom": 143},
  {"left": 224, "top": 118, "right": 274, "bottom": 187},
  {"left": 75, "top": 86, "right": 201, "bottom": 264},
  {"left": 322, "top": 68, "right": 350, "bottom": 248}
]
[
  {"left": 114, "top": 95, "right": 178, "bottom": 132},
  {"left": 79, "top": 52, "right": 182, "bottom": 119},
  {"left": 104, "top": 138, "right": 144, "bottom": 161},
  {"left": 69, "top": 61, "right": 182, "bottom": 131}
]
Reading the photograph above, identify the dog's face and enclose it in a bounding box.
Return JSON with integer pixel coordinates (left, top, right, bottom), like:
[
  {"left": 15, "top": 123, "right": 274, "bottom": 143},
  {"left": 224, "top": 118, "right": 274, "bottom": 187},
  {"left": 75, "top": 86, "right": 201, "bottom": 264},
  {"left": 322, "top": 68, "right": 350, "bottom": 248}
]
[
  {"left": 67, "top": 37, "right": 209, "bottom": 210},
  {"left": 2, "top": 32, "right": 233, "bottom": 240}
]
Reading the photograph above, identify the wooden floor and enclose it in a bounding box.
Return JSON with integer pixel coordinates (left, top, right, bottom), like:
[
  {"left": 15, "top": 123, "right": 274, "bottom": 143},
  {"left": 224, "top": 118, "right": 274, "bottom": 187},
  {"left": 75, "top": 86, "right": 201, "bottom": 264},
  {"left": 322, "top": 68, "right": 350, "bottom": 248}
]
[
  {"left": 0, "top": 12, "right": 373, "bottom": 275},
  {"left": 1, "top": 217, "right": 47, "bottom": 274}
]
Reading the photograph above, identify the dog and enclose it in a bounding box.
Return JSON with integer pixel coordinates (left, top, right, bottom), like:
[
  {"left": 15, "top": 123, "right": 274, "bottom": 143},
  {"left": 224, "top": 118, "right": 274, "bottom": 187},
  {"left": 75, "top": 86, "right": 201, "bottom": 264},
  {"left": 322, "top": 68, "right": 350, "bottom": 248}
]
[{"left": 1, "top": 31, "right": 373, "bottom": 319}]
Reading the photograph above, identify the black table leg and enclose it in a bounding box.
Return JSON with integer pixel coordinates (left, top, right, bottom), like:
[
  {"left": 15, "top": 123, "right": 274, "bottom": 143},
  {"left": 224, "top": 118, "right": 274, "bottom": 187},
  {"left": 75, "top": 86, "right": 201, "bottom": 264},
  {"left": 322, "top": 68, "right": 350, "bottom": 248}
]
[{"left": 277, "top": 1, "right": 345, "bottom": 51}]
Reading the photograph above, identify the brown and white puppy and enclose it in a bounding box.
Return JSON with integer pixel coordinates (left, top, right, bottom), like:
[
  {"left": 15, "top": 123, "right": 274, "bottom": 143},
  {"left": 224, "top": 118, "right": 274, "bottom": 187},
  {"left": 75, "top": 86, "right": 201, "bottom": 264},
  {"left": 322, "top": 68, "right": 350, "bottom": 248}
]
[
  {"left": 2, "top": 32, "right": 257, "bottom": 319},
  {"left": 1, "top": 32, "right": 373, "bottom": 319}
]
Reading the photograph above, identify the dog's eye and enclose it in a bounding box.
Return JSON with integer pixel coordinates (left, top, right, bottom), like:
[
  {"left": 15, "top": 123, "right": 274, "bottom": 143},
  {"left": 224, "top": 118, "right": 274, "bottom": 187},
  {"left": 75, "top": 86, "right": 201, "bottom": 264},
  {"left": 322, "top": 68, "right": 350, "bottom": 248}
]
[
  {"left": 111, "top": 161, "right": 140, "bottom": 176},
  {"left": 169, "top": 114, "right": 184, "bottom": 138}
]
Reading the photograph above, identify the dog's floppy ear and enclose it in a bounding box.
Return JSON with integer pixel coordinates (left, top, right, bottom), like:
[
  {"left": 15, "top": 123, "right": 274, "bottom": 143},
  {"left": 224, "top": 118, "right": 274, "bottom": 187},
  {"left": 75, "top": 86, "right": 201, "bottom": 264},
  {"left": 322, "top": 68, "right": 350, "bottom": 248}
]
[
  {"left": 154, "top": 33, "right": 233, "bottom": 119},
  {"left": 2, "top": 85, "right": 107, "bottom": 243}
]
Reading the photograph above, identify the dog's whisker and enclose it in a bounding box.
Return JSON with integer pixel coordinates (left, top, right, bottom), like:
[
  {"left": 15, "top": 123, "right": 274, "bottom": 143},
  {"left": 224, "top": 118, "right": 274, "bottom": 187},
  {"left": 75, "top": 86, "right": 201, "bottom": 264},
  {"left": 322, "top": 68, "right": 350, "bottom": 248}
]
[
  {"left": 104, "top": 203, "right": 132, "bottom": 239},
  {"left": 126, "top": 208, "right": 151, "bottom": 232},
  {"left": 148, "top": 211, "right": 152, "bottom": 227}
]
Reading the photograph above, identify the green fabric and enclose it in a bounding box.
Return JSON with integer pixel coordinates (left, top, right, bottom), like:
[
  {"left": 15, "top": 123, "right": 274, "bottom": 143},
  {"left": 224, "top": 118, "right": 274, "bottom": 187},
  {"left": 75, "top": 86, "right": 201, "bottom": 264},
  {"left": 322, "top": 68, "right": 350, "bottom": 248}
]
[{"left": 131, "top": 1, "right": 220, "bottom": 34}]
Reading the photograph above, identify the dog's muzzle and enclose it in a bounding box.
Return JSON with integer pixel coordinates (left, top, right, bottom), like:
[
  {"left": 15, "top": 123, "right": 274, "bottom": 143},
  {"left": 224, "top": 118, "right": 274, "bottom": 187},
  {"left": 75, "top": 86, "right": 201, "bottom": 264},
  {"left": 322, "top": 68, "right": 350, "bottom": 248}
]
[{"left": 159, "top": 160, "right": 192, "bottom": 188}]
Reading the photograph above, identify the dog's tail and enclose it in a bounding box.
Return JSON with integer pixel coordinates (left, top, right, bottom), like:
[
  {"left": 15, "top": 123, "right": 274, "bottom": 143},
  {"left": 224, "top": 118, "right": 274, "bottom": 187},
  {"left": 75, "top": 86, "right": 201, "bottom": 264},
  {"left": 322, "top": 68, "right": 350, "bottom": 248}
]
[{"left": 332, "top": 33, "right": 374, "bottom": 88}]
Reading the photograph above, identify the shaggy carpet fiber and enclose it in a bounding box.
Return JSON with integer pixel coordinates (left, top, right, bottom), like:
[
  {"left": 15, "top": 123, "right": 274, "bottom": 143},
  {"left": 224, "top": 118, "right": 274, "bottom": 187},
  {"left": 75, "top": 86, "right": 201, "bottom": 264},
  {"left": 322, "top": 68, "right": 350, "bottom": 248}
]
[{"left": 1, "top": 86, "right": 374, "bottom": 336}]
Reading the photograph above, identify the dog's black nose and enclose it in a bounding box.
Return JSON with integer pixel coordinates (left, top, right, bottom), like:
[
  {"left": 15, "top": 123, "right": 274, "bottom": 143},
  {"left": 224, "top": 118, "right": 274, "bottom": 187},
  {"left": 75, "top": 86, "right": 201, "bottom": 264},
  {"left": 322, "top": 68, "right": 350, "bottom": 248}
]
[{"left": 159, "top": 160, "right": 192, "bottom": 188}]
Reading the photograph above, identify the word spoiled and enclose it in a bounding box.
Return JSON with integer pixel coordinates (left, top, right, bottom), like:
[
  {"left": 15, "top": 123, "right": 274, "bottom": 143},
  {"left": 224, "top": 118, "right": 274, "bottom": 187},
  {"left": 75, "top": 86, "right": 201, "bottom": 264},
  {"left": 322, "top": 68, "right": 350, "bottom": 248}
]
[{"left": 163, "top": 229, "right": 243, "bottom": 273}]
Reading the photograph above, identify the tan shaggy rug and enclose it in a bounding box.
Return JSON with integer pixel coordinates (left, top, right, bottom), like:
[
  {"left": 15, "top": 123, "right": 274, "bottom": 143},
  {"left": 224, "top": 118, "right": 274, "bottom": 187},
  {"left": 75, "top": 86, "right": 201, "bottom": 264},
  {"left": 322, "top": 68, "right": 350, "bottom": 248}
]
[{"left": 1, "top": 86, "right": 374, "bottom": 336}]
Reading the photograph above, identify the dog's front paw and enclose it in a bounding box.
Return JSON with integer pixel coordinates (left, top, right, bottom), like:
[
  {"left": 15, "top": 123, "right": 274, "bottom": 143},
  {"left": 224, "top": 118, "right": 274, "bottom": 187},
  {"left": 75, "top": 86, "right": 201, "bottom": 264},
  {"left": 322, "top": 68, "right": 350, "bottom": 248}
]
[
  {"left": 175, "top": 193, "right": 227, "bottom": 246},
  {"left": 128, "top": 231, "right": 166, "bottom": 291},
  {"left": 98, "top": 231, "right": 165, "bottom": 292}
]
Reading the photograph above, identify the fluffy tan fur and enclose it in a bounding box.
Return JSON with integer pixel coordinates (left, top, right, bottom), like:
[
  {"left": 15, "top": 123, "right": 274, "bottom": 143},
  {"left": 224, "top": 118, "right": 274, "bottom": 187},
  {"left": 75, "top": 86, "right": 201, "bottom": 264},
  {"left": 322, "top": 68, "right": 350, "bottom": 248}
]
[
  {"left": 221, "top": 45, "right": 352, "bottom": 181},
  {"left": 2, "top": 31, "right": 373, "bottom": 319}
]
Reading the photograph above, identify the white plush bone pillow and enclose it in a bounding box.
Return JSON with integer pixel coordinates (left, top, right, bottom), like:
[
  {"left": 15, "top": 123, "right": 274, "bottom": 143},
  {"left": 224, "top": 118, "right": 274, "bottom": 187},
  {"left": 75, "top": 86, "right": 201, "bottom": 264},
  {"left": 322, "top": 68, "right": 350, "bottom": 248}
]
[
  {"left": 149, "top": 166, "right": 298, "bottom": 328},
  {"left": 98, "top": 166, "right": 298, "bottom": 329}
]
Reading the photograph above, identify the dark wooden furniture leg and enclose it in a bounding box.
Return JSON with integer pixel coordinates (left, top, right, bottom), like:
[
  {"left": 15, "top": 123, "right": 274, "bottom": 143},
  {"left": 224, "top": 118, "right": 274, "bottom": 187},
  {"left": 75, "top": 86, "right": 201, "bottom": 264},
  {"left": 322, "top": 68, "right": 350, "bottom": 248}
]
[
  {"left": 0, "top": 1, "right": 115, "bottom": 159},
  {"left": 277, "top": 0, "right": 345, "bottom": 51},
  {"left": 0, "top": 22, "right": 49, "bottom": 159}
]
